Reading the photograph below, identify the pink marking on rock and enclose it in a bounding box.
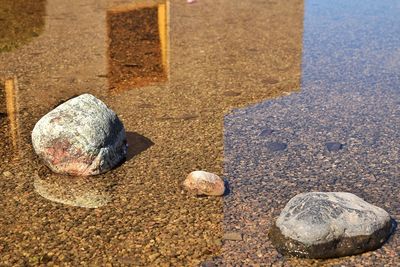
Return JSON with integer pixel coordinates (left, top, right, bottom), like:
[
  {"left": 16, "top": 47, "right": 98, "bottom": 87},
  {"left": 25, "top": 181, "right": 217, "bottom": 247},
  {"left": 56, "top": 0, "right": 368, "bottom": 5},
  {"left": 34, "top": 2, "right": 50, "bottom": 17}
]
[
  {"left": 45, "top": 139, "right": 72, "bottom": 165},
  {"left": 43, "top": 138, "right": 97, "bottom": 176}
]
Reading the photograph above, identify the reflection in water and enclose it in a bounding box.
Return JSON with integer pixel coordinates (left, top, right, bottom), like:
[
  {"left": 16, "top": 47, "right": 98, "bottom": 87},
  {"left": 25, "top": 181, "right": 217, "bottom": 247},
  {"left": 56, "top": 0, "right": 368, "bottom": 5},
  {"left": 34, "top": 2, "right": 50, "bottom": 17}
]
[
  {"left": 107, "top": 1, "right": 169, "bottom": 91},
  {"left": 34, "top": 167, "right": 112, "bottom": 208},
  {"left": 4, "top": 78, "right": 20, "bottom": 153},
  {"left": 0, "top": 78, "right": 20, "bottom": 159},
  {"left": 0, "top": 0, "right": 46, "bottom": 52}
]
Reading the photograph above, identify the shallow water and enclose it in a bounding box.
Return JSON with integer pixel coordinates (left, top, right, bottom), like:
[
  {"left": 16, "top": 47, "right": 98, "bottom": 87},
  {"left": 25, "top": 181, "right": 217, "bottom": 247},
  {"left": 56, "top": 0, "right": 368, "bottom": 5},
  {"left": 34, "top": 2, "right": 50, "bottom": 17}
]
[
  {"left": 224, "top": 0, "right": 400, "bottom": 265},
  {"left": 1, "top": 0, "right": 398, "bottom": 266}
]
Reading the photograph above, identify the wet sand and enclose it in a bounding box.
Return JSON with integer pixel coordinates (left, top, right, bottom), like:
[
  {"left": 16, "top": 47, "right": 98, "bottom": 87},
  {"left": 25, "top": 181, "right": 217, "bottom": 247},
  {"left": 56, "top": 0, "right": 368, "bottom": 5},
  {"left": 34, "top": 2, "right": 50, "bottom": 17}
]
[{"left": 0, "top": 0, "right": 303, "bottom": 265}]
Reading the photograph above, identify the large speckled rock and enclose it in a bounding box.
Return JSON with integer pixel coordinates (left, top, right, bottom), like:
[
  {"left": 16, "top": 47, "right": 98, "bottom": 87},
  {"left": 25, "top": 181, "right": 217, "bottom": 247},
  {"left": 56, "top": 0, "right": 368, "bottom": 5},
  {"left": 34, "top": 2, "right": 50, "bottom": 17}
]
[
  {"left": 183, "top": 171, "right": 225, "bottom": 196},
  {"left": 269, "top": 192, "right": 393, "bottom": 259},
  {"left": 32, "top": 94, "right": 127, "bottom": 176}
]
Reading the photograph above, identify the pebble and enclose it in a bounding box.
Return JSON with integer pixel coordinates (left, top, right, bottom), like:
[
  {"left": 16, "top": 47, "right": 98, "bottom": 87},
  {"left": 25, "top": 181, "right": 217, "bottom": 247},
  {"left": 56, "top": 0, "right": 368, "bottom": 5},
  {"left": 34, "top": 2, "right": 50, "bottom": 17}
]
[
  {"left": 266, "top": 142, "right": 287, "bottom": 152},
  {"left": 31, "top": 94, "right": 127, "bottom": 176},
  {"left": 148, "top": 253, "right": 160, "bottom": 261},
  {"left": 183, "top": 171, "right": 225, "bottom": 196},
  {"left": 326, "top": 142, "right": 343, "bottom": 152},
  {"left": 3, "top": 171, "right": 12, "bottom": 177},
  {"left": 223, "top": 91, "right": 241, "bottom": 97},
  {"left": 200, "top": 260, "right": 217, "bottom": 267},
  {"left": 269, "top": 192, "right": 393, "bottom": 259},
  {"left": 223, "top": 232, "right": 243, "bottom": 241},
  {"left": 259, "top": 128, "right": 274, "bottom": 136}
]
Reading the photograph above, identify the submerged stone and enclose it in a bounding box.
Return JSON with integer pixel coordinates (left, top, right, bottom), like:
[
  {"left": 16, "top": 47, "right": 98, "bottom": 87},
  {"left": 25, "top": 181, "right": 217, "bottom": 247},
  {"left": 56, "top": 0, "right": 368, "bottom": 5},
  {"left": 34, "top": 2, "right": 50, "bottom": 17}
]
[
  {"left": 326, "top": 142, "right": 343, "bottom": 152},
  {"left": 183, "top": 171, "right": 225, "bottom": 196},
  {"left": 269, "top": 192, "right": 393, "bottom": 259},
  {"left": 259, "top": 128, "right": 274, "bottom": 137},
  {"left": 266, "top": 142, "right": 287, "bottom": 152},
  {"left": 223, "top": 231, "right": 243, "bottom": 241},
  {"left": 32, "top": 94, "right": 127, "bottom": 176}
]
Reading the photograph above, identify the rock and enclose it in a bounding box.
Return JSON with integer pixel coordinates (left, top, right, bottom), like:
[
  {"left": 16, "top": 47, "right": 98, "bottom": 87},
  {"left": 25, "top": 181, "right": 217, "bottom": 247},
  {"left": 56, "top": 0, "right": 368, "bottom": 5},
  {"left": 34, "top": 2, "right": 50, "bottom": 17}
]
[
  {"left": 183, "top": 171, "right": 225, "bottom": 196},
  {"left": 269, "top": 192, "right": 393, "bottom": 259},
  {"left": 2, "top": 171, "right": 12, "bottom": 177},
  {"left": 266, "top": 141, "right": 287, "bottom": 152},
  {"left": 259, "top": 128, "right": 274, "bottom": 137},
  {"left": 223, "top": 91, "right": 241, "bottom": 97},
  {"left": 326, "top": 142, "right": 343, "bottom": 152},
  {"left": 223, "top": 232, "right": 243, "bottom": 241},
  {"left": 32, "top": 94, "right": 127, "bottom": 176},
  {"left": 200, "top": 260, "right": 217, "bottom": 267},
  {"left": 148, "top": 253, "right": 160, "bottom": 261}
]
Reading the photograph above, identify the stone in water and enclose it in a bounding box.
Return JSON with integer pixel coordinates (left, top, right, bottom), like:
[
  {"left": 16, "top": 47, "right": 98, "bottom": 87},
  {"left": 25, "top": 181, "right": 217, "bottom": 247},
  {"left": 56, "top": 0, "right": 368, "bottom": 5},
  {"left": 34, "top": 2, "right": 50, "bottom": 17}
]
[
  {"left": 266, "top": 142, "right": 287, "bottom": 152},
  {"left": 326, "top": 142, "right": 343, "bottom": 152},
  {"left": 32, "top": 94, "right": 127, "bottom": 176},
  {"left": 259, "top": 128, "right": 274, "bottom": 137},
  {"left": 269, "top": 192, "right": 393, "bottom": 259},
  {"left": 183, "top": 171, "right": 225, "bottom": 196}
]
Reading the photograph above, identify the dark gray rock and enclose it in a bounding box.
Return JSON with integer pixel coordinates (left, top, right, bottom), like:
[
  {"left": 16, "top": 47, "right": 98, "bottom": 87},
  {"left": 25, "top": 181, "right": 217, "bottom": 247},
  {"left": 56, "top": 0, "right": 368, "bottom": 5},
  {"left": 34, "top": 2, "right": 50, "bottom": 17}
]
[
  {"left": 266, "top": 142, "right": 287, "bottom": 152},
  {"left": 32, "top": 94, "right": 127, "bottom": 176},
  {"left": 259, "top": 128, "right": 274, "bottom": 136},
  {"left": 325, "top": 142, "right": 343, "bottom": 152},
  {"left": 269, "top": 192, "right": 393, "bottom": 259}
]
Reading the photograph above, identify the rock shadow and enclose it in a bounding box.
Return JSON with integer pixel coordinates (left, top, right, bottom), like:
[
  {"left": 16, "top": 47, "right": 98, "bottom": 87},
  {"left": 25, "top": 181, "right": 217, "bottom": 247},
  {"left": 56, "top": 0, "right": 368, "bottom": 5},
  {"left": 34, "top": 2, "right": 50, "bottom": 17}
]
[
  {"left": 125, "top": 131, "right": 154, "bottom": 161},
  {"left": 223, "top": 180, "right": 231, "bottom": 196}
]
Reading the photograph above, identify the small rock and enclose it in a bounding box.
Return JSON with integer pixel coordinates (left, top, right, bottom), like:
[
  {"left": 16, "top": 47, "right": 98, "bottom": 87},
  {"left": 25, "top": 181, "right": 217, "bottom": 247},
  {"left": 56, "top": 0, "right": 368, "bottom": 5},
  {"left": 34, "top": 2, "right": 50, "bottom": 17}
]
[
  {"left": 326, "top": 142, "right": 343, "bottom": 152},
  {"left": 200, "top": 260, "right": 216, "bottom": 267},
  {"left": 269, "top": 192, "right": 393, "bottom": 259},
  {"left": 3, "top": 171, "right": 12, "bottom": 177},
  {"left": 266, "top": 142, "right": 287, "bottom": 152},
  {"left": 259, "top": 128, "right": 274, "bottom": 137},
  {"left": 262, "top": 77, "right": 279, "bottom": 85},
  {"left": 183, "top": 171, "right": 225, "bottom": 196},
  {"left": 31, "top": 94, "right": 127, "bottom": 176},
  {"left": 223, "top": 232, "right": 243, "bottom": 241},
  {"left": 223, "top": 91, "right": 241, "bottom": 97},
  {"left": 148, "top": 253, "right": 160, "bottom": 261}
]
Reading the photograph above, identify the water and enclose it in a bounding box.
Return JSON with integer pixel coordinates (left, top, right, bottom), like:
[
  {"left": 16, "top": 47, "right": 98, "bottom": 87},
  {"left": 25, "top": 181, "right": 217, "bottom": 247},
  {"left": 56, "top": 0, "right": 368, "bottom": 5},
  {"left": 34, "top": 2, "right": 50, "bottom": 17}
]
[
  {"left": 1, "top": 0, "right": 398, "bottom": 265},
  {"left": 223, "top": 0, "right": 400, "bottom": 265}
]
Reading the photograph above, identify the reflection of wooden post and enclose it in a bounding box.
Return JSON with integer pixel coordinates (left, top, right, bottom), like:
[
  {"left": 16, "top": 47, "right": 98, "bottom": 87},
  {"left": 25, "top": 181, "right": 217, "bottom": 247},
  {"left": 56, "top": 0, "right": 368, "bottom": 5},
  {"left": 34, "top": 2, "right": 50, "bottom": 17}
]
[
  {"left": 158, "top": 2, "right": 168, "bottom": 76},
  {"left": 4, "top": 78, "right": 20, "bottom": 157},
  {"left": 107, "top": 0, "right": 169, "bottom": 91}
]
